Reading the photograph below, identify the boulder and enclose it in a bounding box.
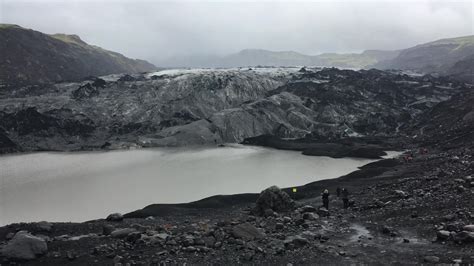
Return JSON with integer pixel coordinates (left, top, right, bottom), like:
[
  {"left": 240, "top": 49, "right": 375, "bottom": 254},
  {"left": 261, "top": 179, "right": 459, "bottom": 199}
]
[
  {"left": 254, "top": 186, "right": 294, "bottom": 216},
  {"left": 394, "top": 190, "right": 408, "bottom": 198},
  {"left": 231, "top": 223, "right": 265, "bottom": 240},
  {"left": 102, "top": 224, "right": 115, "bottom": 236},
  {"left": 317, "top": 207, "right": 330, "bottom": 217},
  {"left": 110, "top": 228, "right": 137, "bottom": 239},
  {"left": 300, "top": 205, "right": 317, "bottom": 213},
  {"left": 106, "top": 213, "right": 124, "bottom": 222},
  {"left": 284, "top": 235, "right": 309, "bottom": 248},
  {"left": 1, "top": 231, "right": 48, "bottom": 260},
  {"left": 463, "top": 225, "right": 474, "bottom": 232},
  {"left": 275, "top": 223, "right": 284, "bottom": 230},
  {"left": 453, "top": 231, "right": 474, "bottom": 243},
  {"left": 424, "top": 256, "right": 440, "bottom": 263},
  {"left": 303, "top": 212, "right": 319, "bottom": 220},
  {"left": 436, "top": 230, "right": 451, "bottom": 240}
]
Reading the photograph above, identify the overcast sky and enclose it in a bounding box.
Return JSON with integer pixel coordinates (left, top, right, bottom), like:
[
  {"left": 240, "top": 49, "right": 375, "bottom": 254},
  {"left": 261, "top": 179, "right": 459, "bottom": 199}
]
[{"left": 1, "top": 0, "right": 472, "bottom": 63}]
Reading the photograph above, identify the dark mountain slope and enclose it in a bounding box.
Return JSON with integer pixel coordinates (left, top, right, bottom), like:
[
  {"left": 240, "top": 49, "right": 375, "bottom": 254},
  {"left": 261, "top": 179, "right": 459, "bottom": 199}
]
[
  {"left": 446, "top": 54, "right": 474, "bottom": 83},
  {"left": 375, "top": 35, "right": 474, "bottom": 78},
  {"left": 0, "top": 24, "right": 156, "bottom": 85}
]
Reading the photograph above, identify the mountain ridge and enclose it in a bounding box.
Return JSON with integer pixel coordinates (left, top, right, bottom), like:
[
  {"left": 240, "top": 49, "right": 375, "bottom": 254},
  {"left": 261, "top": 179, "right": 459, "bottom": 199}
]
[
  {"left": 157, "top": 35, "right": 473, "bottom": 82},
  {"left": 0, "top": 24, "right": 157, "bottom": 85}
]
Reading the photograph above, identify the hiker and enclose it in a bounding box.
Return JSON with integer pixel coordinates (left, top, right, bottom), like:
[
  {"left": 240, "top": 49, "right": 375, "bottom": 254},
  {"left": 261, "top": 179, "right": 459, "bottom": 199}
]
[
  {"left": 336, "top": 187, "right": 341, "bottom": 197},
  {"left": 342, "top": 188, "right": 349, "bottom": 209},
  {"left": 322, "top": 189, "right": 330, "bottom": 210}
]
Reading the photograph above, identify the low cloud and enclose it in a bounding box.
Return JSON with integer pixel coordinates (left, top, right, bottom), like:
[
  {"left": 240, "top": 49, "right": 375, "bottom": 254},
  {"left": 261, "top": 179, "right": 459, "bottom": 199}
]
[{"left": 1, "top": 0, "right": 472, "bottom": 64}]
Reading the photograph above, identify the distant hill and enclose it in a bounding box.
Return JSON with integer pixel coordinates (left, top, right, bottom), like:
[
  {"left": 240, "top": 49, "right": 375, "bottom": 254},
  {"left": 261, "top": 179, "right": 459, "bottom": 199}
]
[
  {"left": 0, "top": 24, "right": 156, "bottom": 85},
  {"left": 375, "top": 35, "right": 474, "bottom": 82},
  {"left": 159, "top": 49, "right": 399, "bottom": 69}
]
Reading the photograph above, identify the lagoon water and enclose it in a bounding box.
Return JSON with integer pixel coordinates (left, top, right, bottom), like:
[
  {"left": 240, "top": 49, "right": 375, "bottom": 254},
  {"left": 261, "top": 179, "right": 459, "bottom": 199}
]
[{"left": 0, "top": 145, "right": 376, "bottom": 225}]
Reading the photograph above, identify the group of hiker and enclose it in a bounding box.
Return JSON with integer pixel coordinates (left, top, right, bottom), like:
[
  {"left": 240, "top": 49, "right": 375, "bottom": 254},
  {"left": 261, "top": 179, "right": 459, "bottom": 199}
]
[
  {"left": 403, "top": 147, "right": 429, "bottom": 163},
  {"left": 321, "top": 187, "right": 349, "bottom": 210}
]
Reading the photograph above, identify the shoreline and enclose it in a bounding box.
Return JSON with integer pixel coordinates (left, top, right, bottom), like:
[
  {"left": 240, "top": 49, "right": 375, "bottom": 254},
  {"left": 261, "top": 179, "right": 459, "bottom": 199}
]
[{"left": 1, "top": 141, "right": 472, "bottom": 264}]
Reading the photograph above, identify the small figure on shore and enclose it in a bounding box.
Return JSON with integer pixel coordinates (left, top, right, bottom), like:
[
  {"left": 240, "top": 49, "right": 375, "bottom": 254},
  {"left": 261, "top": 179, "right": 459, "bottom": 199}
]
[
  {"left": 322, "top": 189, "right": 330, "bottom": 210},
  {"left": 336, "top": 187, "right": 341, "bottom": 197},
  {"left": 403, "top": 154, "right": 413, "bottom": 163},
  {"left": 342, "top": 188, "right": 349, "bottom": 209}
]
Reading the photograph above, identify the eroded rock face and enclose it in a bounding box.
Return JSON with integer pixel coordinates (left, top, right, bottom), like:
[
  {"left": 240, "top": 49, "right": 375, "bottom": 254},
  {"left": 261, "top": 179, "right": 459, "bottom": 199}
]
[
  {"left": 1, "top": 231, "right": 48, "bottom": 260},
  {"left": 254, "top": 186, "right": 295, "bottom": 216}
]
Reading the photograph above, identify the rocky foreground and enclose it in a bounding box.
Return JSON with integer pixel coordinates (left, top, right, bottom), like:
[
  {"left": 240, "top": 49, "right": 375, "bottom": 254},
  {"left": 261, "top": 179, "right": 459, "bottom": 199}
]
[{"left": 1, "top": 139, "right": 473, "bottom": 265}]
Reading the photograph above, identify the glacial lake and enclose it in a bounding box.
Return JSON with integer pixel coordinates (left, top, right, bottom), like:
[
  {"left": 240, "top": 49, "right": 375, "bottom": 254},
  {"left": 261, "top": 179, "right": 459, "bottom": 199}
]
[{"left": 0, "top": 145, "right": 384, "bottom": 225}]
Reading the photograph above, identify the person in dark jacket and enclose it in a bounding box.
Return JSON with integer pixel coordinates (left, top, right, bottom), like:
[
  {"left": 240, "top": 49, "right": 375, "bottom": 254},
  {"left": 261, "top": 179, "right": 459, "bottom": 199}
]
[
  {"left": 336, "top": 187, "right": 341, "bottom": 197},
  {"left": 341, "top": 188, "right": 349, "bottom": 209},
  {"left": 322, "top": 189, "right": 329, "bottom": 210}
]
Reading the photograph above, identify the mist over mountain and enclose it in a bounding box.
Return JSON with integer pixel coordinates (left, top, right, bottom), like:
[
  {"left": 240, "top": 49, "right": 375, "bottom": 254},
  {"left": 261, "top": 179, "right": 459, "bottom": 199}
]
[
  {"left": 158, "top": 49, "right": 400, "bottom": 69},
  {"left": 156, "top": 35, "right": 474, "bottom": 83}
]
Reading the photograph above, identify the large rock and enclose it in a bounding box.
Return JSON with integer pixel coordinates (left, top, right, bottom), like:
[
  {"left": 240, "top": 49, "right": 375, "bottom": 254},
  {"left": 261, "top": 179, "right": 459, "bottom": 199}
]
[
  {"left": 423, "top": 256, "right": 440, "bottom": 263},
  {"left": 1, "top": 231, "right": 48, "bottom": 260},
  {"left": 254, "top": 186, "right": 294, "bottom": 215},
  {"left": 231, "top": 223, "right": 265, "bottom": 240},
  {"left": 463, "top": 225, "right": 474, "bottom": 232},
  {"left": 284, "top": 235, "right": 309, "bottom": 248},
  {"left": 436, "top": 230, "right": 451, "bottom": 241},
  {"left": 453, "top": 231, "right": 474, "bottom": 243},
  {"left": 106, "top": 213, "right": 124, "bottom": 222},
  {"left": 110, "top": 228, "right": 137, "bottom": 239}
]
